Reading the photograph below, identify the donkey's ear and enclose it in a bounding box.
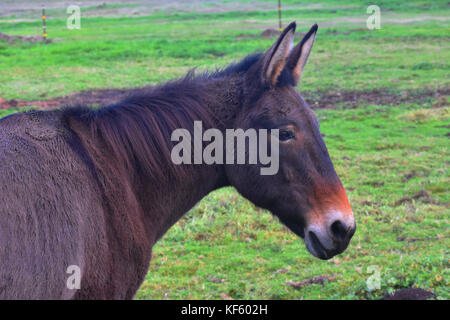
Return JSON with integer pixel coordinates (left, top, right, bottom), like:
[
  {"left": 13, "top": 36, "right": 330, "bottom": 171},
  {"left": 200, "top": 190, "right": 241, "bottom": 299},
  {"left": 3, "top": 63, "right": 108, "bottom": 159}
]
[
  {"left": 261, "top": 22, "right": 296, "bottom": 87},
  {"left": 286, "top": 24, "right": 318, "bottom": 86}
]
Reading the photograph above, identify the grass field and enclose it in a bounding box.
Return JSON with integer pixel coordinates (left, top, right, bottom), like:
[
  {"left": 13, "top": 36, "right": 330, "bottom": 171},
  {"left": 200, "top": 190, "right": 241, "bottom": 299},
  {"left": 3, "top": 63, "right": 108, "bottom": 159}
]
[{"left": 0, "top": 0, "right": 449, "bottom": 299}]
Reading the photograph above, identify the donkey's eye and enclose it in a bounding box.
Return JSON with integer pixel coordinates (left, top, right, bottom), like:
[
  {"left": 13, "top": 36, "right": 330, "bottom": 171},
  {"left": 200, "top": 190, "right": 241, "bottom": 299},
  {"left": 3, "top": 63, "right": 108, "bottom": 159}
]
[{"left": 279, "top": 129, "right": 295, "bottom": 141}]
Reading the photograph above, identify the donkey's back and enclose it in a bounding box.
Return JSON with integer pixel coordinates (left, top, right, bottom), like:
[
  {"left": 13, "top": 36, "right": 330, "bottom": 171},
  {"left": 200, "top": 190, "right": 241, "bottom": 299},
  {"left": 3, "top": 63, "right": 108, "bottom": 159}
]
[{"left": 0, "top": 110, "right": 106, "bottom": 299}]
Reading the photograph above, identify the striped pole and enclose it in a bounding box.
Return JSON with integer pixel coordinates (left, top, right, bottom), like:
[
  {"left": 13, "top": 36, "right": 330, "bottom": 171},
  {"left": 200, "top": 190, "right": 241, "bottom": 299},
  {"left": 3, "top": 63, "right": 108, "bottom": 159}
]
[
  {"left": 278, "top": 0, "right": 282, "bottom": 31},
  {"left": 42, "top": 8, "right": 47, "bottom": 41}
]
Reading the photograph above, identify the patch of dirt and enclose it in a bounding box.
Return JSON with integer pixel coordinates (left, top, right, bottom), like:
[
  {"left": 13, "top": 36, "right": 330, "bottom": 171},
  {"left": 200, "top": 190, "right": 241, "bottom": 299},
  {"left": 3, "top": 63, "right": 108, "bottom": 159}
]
[
  {"left": 325, "top": 28, "right": 367, "bottom": 36},
  {"left": 403, "top": 171, "right": 419, "bottom": 182},
  {"left": 2, "top": 87, "right": 449, "bottom": 111},
  {"left": 365, "top": 181, "right": 385, "bottom": 187},
  {"left": 220, "top": 293, "right": 234, "bottom": 300},
  {"left": 260, "top": 28, "right": 281, "bottom": 38},
  {"left": 0, "top": 0, "right": 298, "bottom": 19},
  {"left": 396, "top": 236, "right": 421, "bottom": 242},
  {"left": 359, "top": 200, "right": 375, "bottom": 206},
  {"left": 316, "top": 15, "right": 449, "bottom": 28},
  {"left": 207, "top": 276, "right": 227, "bottom": 284},
  {"left": 274, "top": 266, "right": 292, "bottom": 274},
  {"left": 403, "top": 106, "right": 449, "bottom": 122},
  {"left": 381, "top": 288, "right": 435, "bottom": 300},
  {"left": 0, "top": 88, "right": 139, "bottom": 110},
  {"left": 305, "top": 87, "right": 450, "bottom": 109},
  {"left": 432, "top": 96, "right": 449, "bottom": 108},
  {"left": 394, "top": 189, "right": 443, "bottom": 206},
  {"left": 0, "top": 32, "right": 55, "bottom": 43},
  {"left": 235, "top": 30, "right": 305, "bottom": 42},
  {"left": 286, "top": 274, "right": 336, "bottom": 290}
]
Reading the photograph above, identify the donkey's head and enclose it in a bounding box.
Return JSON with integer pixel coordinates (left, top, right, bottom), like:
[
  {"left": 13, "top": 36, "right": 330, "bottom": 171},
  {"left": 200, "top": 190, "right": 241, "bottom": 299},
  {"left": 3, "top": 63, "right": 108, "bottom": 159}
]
[{"left": 225, "top": 22, "right": 355, "bottom": 260}]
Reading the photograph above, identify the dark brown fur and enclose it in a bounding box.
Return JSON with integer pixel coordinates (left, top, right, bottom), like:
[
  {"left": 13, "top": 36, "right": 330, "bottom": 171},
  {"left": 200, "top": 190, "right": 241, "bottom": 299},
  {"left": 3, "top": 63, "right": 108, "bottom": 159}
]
[{"left": 0, "top": 23, "right": 355, "bottom": 299}]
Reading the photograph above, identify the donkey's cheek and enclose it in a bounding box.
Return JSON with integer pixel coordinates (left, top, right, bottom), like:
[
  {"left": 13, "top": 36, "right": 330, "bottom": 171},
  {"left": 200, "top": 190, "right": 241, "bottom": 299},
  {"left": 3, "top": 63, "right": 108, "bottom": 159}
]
[{"left": 282, "top": 165, "right": 296, "bottom": 182}]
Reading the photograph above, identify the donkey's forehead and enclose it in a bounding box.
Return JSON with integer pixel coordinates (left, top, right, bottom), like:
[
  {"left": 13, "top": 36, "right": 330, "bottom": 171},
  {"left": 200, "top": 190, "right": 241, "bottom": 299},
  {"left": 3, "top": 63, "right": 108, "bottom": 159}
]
[
  {"left": 244, "top": 87, "right": 320, "bottom": 131},
  {"left": 257, "top": 87, "right": 311, "bottom": 116}
]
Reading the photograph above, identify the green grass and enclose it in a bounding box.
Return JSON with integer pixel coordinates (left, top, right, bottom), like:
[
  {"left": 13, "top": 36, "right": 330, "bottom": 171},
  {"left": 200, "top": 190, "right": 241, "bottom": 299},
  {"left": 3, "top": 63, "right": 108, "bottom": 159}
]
[
  {"left": 0, "top": 0, "right": 449, "bottom": 100},
  {"left": 0, "top": 0, "right": 449, "bottom": 299}
]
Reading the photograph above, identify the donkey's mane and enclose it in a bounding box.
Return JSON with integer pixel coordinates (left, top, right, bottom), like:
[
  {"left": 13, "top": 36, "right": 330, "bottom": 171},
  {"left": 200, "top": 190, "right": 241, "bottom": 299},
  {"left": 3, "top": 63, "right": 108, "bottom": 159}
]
[
  {"left": 212, "top": 53, "right": 262, "bottom": 78},
  {"left": 63, "top": 53, "right": 263, "bottom": 182}
]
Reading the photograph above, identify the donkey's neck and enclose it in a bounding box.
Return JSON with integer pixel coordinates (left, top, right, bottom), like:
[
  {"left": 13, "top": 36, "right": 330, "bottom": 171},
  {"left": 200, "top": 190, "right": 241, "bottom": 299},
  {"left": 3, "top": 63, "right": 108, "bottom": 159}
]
[
  {"left": 139, "top": 163, "right": 227, "bottom": 242},
  {"left": 67, "top": 74, "right": 244, "bottom": 244},
  {"left": 138, "top": 75, "right": 244, "bottom": 241}
]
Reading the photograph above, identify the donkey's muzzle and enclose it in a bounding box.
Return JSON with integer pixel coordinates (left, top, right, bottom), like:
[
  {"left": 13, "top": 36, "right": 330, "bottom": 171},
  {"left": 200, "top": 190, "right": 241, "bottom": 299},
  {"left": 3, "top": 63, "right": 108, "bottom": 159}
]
[{"left": 304, "top": 214, "right": 356, "bottom": 260}]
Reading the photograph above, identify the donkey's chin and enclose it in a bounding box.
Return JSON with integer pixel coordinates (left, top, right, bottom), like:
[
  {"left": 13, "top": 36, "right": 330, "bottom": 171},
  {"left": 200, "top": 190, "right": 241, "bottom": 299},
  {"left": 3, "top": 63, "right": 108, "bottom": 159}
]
[
  {"left": 304, "top": 230, "right": 347, "bottom": 260},
  {"left": 305, "top": 238, "right": 335, "bottom": 260}
]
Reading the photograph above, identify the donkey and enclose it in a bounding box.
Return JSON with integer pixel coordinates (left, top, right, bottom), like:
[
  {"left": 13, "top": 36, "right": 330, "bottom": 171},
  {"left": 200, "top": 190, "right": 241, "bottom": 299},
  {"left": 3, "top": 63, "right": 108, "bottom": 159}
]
[{"left": 0, "top": 22, "right": 355, "bottom": 299}]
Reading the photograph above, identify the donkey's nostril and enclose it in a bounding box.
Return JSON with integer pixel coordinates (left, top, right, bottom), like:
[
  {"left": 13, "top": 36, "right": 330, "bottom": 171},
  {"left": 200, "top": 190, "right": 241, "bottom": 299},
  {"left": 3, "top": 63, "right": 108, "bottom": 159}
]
[{"left": 330, "top": 220, "right": 348, "bottom": 241}]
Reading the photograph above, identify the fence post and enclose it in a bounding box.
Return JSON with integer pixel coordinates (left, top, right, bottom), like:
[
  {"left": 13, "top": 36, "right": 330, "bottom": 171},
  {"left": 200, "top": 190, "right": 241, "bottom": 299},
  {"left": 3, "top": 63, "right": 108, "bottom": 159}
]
[
  {"left": 278, "top": 0, "right": 282, "bottom": 31},
  {"left": 42, "top": 8, "right": 47, "bottom": 42}
]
